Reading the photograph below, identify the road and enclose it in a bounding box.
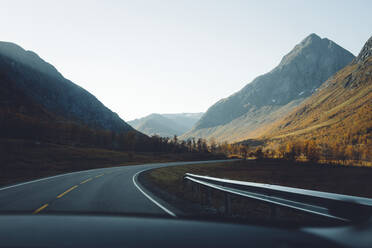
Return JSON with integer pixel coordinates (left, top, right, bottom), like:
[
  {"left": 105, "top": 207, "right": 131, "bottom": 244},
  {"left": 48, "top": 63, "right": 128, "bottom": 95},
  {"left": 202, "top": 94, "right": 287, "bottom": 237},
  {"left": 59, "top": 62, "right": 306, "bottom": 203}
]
[{"left": 0, "top": 160, "right": 231, "bottom": 216}]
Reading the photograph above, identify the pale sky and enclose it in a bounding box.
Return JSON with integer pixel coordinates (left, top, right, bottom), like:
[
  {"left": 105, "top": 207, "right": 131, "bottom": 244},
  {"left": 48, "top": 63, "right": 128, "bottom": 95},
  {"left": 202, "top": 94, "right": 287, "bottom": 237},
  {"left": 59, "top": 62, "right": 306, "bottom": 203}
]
[{"left": 1, "top": 0, "right": 371, "bottom": 121}]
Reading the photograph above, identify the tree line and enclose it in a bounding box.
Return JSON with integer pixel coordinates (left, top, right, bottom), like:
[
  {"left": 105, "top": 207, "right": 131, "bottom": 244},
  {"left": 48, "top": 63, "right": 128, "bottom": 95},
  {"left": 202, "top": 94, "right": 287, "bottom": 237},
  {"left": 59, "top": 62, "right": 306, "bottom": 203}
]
[
  {"left": 1, "top": 108, "right": 369, "bottom": 163},
  {"left": 0, "top": 110, "right": 216, "bottom": 154},
  {"left": 213, "top": 139, "right": 371, "bottom": 165}
]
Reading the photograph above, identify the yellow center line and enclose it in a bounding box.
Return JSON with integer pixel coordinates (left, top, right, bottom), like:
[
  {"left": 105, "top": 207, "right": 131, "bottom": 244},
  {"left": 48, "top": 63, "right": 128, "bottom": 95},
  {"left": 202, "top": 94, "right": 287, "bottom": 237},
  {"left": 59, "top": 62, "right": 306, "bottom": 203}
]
[
  {"left": 95, "top": 174, "right": 104, "bottom": 178},
  {"left": 80, "top": 178, "right": 92, "bottom": 184},
  {"left": 33, "top": 203, "right": 49, "bottom": 214},
  {"left": 57, "top": 185, "right": 78, "bottom": 199}
]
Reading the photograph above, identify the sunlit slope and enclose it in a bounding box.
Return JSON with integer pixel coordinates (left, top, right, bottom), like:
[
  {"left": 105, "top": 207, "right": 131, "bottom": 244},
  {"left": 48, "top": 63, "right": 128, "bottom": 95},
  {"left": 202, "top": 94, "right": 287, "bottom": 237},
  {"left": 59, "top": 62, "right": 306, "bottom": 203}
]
[
  {"left": 181, "top": 34, "right": 354, "bottom": 142},
  {"left": 261, "top": 36, "right": 372, "bottom": 150},
  {"left": 129, "top": 113, "right": 203, "bottom": 137},
  {"left": 129, "top": 114, "right": 187, "bottom": 137}
]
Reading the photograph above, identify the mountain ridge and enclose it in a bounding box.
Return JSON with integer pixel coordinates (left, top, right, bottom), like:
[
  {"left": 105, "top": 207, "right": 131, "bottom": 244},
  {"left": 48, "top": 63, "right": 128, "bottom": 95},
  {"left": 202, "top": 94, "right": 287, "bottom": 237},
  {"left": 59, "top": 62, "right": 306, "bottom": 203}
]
[
  {"left": 352, "top": 36, "right": 372, "bottom": 64},
  {"left": 129, "top": 112, "right": 203, "bottom": 137},
  {"left": 258, "top": 35, "right": 371, "bottom": 162},
  {"left": 0, "top": 41, "right": 134, "bottom": 133},
  {"left": 182, "top": 33, "right": 355, "bottom": 142}
]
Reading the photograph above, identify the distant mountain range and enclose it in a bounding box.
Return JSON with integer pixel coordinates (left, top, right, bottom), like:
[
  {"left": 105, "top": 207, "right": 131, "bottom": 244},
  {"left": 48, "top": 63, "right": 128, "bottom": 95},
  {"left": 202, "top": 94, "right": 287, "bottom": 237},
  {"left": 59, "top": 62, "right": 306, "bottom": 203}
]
[
  {"left": 129, "top": 113, "right": 203, "bottom": 137},
  {"left": 181, "top": 34, "right": 355, "bottom": 142},
  {"left": 260, "top": 35, "right": 372, "bottom": 147},
  {"left": 0, "top": 41, "right": 133, "bottom": 133}
]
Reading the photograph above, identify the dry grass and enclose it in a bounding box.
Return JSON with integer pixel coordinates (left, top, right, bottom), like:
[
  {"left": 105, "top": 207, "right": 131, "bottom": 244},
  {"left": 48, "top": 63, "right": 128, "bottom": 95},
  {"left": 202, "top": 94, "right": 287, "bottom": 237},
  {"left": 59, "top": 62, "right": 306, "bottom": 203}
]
[{"left": 262, "top": 58, "right": 372, "bottom": 143}]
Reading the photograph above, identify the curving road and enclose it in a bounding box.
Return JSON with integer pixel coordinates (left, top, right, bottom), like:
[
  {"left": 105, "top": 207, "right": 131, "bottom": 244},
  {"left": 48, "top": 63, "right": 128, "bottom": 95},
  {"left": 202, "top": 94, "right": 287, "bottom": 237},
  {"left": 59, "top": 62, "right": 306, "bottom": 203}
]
[{"left": 0, "top": 160, "right": 232, "bottom": 216}]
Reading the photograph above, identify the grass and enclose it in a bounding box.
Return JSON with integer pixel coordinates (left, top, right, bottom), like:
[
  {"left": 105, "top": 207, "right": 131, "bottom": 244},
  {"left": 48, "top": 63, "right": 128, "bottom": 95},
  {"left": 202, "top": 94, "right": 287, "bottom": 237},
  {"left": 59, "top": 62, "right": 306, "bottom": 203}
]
[
  {"left": 272, "top": 118, "right": 340, "bottom": 139},
  {"left": 263, "top": 58, "right": 372, "bottom": 145},
  {"left": 0, "top": 138, "right": 224, "bottom": 187},
  {"left": 141, "top": 159, "right": 372, "bottom": 223}
]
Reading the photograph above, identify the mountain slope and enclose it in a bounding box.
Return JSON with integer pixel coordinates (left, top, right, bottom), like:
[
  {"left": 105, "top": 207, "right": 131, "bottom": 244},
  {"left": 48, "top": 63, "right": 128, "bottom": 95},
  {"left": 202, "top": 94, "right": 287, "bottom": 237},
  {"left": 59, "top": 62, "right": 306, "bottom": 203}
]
[
  {"left": 0, "top": 41, "right": 133, "bottom": 133},
  {"left": 129, "top": 113, "right": 203, "bottom": 137},
  {"left": 260, "top": 36, "right": 372, "bottom": 159},
  {"left": 162, "top": 113, "right": 203, "bottom": 131},
  {"left": 182, "top": 34, "right": 355, "bottom": 142}
]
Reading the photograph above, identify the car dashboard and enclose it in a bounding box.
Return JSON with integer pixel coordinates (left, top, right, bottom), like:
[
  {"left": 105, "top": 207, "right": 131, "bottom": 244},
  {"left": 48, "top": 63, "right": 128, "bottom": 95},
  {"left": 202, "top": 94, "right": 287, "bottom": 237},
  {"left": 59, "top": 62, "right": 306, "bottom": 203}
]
[{"left": 0, "top": 214, "right": 371, "bottom": 247}]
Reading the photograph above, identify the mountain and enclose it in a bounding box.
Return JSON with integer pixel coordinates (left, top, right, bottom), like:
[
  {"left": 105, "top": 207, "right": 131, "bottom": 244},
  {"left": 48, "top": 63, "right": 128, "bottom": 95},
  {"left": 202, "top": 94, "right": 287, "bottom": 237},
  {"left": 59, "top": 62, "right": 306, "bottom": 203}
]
[
  {"left": 0, "top": 41, "right": 148, "bottom": 151},
  {"left": 162, "top": 113, "right": 204, "bottom": 130},
  {"left": 353, "top": 35, "right": 372, "bottom": 64},
  {"left": 0, "top": 41, "right": 133, "bottom": 133},
  {"left": 182, "top": 34, "right": 355, "bottom": 142},
  {"left": 129, "top": 113, "right": 203, "bottom": 137},
  {"left": 260, "top": 35, "right": 372, "bottom": 156}
]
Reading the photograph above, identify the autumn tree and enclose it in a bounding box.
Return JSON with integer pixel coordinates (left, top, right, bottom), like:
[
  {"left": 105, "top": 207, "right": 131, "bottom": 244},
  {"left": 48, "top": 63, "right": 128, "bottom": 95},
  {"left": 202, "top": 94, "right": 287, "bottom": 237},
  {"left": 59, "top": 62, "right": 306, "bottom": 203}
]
[
  {"left": 209, "top": 138, "right": 217, "bottom": 153},
  {"left": 239, "top": 144, "right": 249, "bottom": 160},
  {"left": 254, "top": 147, "right": 264, "bottom": 159},
  {"left": 304, "top": 140, "right": 319, "bottom": 162}
]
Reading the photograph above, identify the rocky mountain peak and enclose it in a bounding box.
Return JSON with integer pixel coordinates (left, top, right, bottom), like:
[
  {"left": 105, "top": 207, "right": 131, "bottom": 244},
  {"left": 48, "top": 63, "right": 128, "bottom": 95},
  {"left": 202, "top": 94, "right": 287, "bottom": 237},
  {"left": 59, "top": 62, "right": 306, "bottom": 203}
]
[
  {"left": 353, "top": 35, "right": 372, "bottom": 64},
  {"left": 188, "top": 34, "right": 355, "bottom": 134},
  {"left": 278, "top": 33, "right": 346, "bottom": 68},
  {"left": 302, "top": 33, "right": 322, "bottom": 44}
]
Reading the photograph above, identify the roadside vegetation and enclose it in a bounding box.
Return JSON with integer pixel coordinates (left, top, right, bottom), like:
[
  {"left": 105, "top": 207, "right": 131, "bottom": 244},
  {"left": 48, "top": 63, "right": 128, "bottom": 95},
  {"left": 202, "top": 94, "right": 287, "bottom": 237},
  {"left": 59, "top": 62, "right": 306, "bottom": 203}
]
[
  {"left": 142, "top": 159, "right": 372, "bottom": 222},
  {"left": 212, "top": 139, "right": 371, "bottom": 167},
  {"left": 0, "top": 138, "right": 224, "bottom": 187},
  {"left": 145, "top": 159, "right": 372, "bottom": 198}
]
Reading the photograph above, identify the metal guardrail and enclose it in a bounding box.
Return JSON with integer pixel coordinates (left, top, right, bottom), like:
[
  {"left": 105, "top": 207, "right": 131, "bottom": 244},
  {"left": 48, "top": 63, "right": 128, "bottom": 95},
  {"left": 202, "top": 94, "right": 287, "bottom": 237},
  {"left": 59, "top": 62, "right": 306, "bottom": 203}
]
[{"left": 183, "top": 173, "right": 372, "bottom": 222}]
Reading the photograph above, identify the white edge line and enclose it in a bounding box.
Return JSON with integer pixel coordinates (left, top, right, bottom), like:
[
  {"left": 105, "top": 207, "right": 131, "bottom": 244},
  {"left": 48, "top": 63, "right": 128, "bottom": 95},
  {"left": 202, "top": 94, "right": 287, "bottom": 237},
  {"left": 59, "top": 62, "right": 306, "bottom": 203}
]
[
  {"left": 0, "top": 167, "right": 107, "bottom": 192},
  {"left": 0, "top": 171, "right": 81, "bottom": 191},
  {"left": 132, "top": 169, "right": 177, "bottom": 218},
  {"left": 0, "top": 159, "right": 234, "bottom": 192}
]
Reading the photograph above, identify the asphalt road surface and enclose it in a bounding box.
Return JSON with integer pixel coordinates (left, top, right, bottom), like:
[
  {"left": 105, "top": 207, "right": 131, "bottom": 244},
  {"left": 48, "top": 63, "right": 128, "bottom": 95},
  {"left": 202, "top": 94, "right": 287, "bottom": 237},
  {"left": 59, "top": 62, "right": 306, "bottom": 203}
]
[{"left": 0, "top": 160, "right": 232, "bottom": 216}]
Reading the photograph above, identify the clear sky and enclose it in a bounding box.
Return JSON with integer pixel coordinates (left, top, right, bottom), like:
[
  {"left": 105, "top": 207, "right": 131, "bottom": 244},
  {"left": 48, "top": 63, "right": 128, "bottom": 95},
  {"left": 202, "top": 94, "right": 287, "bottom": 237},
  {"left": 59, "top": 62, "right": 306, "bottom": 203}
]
[{"left": 1, "top": 0, "right": 371, "bottom": 121}]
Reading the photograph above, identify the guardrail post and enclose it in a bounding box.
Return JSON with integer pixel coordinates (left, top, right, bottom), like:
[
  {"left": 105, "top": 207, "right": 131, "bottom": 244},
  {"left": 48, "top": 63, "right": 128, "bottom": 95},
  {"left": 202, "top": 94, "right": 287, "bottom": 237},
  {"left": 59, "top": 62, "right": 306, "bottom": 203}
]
[
  {"left": 270, "top": 204, "right": 277, "bottom": 220},
  {"left": 206, "top": 188, "right": 212, "bottom": 206},
  {"left": 191, "top": 182, "right": 196, "bottom": 194},
  {"left": 225, "top": 193, "right": 231, "bottom": 215},
  {"left": 192, "top": 183, "right": 200, "bottom": 199},
  {"left": 186, "top": 179, "right": 191, "bottom": 191},
  {"left": 199, "top": 185, "right": 204, "bottom": 205},
  {"left": 183, "top": 178, "right": 189, "bottom": 190}
]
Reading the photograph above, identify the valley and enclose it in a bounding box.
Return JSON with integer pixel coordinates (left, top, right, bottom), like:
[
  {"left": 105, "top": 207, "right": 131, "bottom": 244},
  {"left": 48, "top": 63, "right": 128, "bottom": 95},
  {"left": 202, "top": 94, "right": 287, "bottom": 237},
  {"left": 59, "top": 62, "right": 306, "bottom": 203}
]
[{"left": 1, "top": 3, "right": 371, "bottom": 247}]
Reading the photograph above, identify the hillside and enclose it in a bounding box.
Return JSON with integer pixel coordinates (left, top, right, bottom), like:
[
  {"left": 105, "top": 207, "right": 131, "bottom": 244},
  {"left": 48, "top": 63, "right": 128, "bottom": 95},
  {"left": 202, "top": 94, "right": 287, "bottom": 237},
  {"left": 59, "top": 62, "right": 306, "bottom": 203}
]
[
  {"left": 129, "top": 113, "right": 203, "bottom": 137},
  {"left": 260, "top": 36, "right": 372, "bottom": 162},
  {"left": 182, "top": 34, "right": 355, "bottom": 142},
  {"left": 0, "top": 41, "right": 133, "bottom": 133},
  {"left": 162, "top": 113, "right": 203, "bottom": 131},
  {"left": 0, "top": 41, "right": 149, "bottom": 151}
]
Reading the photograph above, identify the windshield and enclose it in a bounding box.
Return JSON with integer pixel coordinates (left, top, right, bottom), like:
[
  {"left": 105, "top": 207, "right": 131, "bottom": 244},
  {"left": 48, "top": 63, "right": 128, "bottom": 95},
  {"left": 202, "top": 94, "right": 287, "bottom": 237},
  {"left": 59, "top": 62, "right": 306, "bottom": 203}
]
[{"left": 0, "top": 0, "right": 371, "bottom": 228}]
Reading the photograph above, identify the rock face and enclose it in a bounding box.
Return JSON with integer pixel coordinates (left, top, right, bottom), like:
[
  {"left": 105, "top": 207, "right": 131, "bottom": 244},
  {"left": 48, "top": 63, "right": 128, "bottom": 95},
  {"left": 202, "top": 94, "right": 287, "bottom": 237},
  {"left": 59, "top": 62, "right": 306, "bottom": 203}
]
[
  {"left": 129, "top": 113, "right": 203, "bottom": 137},
  {"left": 261, "top": 35, "right": 372, "bottom": 146},
  {"left": 182, "top": 34, "right": 355, "bottom": 142},
  {"left": 0, "top": 41, "right": 133, "bottom": 133},
  {"left": 353, "top": 36, "right": 372, "bottom": 64}
]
